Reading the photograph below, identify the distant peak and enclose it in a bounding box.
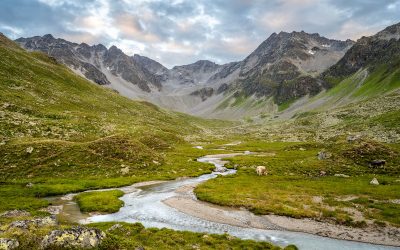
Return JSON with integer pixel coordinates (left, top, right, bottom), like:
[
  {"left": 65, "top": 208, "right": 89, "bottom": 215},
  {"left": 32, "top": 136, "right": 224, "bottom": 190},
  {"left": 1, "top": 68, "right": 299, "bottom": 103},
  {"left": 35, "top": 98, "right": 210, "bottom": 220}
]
[{"left": 43, "top": 34, "right": 54, "bottom": 39}]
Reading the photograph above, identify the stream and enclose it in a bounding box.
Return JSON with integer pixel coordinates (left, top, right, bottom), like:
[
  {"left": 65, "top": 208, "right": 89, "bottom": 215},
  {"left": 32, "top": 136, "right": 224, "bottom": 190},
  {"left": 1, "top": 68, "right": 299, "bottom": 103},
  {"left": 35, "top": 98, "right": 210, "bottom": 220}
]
[{"left": 50, "top": 152, "right": 399, "bottom": 250}]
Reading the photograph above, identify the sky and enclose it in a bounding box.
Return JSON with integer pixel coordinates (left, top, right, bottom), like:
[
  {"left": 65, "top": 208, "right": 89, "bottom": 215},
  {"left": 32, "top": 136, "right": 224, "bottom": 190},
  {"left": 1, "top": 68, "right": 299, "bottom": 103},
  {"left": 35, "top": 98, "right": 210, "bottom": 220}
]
[{"left": 0, "top": 0, "right": 399, "bottom": 68}]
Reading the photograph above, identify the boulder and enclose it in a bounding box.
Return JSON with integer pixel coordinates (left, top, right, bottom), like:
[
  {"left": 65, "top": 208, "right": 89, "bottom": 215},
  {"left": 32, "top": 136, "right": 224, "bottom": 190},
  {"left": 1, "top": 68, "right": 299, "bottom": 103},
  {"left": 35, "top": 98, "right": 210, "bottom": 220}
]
[
  {"left": 319, "top": 170, "right": 327, "bottom": 176},
  {"left": 9, "top": 215, "right": 57, "bottom": 230},
  {"left": 26, "top": 182, "right": 34, "bottom": 188},
  {"left": 41, "top": 227, "right": 106, "bottom": 249},
  {"left": 0, "top": 210, "right": 30, "bottom": 218},
  {"left": 347, "top": 135, "right": 361, "bottom": 143},
  {"left": 317, "top": 151, "right": 331, "bottom": 160},
  {"left": 334, "top": 174, "right": 350, "bottom": 178},
  {"left": 26, "top": 147, "right": 34, "bottom": 154},
  {"left": 370, "top": 160, "right": 386, "bottom": 168},
  {"left": 0, "top": 238, "right": 19, "bottom": 250},
  {"left": 370, "top": 178, "right": 379, "bottom": 185}
]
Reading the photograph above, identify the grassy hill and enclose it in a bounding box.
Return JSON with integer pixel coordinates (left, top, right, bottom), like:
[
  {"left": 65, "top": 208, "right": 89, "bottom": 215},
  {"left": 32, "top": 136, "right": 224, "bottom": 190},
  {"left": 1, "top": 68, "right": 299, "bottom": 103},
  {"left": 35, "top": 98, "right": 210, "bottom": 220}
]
[{"left": 0, "top": 33, "right": 231, "bottom": 212}]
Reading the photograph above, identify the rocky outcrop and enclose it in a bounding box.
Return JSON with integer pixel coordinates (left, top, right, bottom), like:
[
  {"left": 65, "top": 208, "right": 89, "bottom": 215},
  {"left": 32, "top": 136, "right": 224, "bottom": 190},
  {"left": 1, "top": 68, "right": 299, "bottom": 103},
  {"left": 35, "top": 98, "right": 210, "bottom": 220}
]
[
  {"left": 323, "top": 22, "right": 400, "bottom": 81},
  {"left": 41, "top": 227, "right": 106, "bottom": 249},
  {"left": 0, "top": 210, "right": 30, "bottom": 218},
  {"left": 9, "top": 216, "right": 57, "bottom": 230},
  {"left": 236, "top": 31, "right": 354, "bottom": 101},
  {"left": 0, "top": 238, "right": 19, "bottom": 250},
  {"left": 190, "top": 87, "right": 214, "bottom": 101}
]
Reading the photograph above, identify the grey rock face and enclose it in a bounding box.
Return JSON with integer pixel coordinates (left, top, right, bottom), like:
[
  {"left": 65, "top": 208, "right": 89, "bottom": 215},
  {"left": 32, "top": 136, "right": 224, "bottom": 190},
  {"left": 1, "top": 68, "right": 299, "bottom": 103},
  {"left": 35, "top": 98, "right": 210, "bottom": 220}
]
[
  {"left": 15, "top": 35, "right": 161, "bottom": 92},
  {"left": 323, "top": 22, "right": 400, "bottom": 80},
  {"left": 190, "top": 87, "right": 214, "bottom": 101},
  {"left": 41, "top": 227, "right": 106, "bottom": 249},
  {"left": 234, "top": 31, "right": 354, "bottom": 102},
  {"left": 0, "top": 238, "right": 19, "bottom": 250}
]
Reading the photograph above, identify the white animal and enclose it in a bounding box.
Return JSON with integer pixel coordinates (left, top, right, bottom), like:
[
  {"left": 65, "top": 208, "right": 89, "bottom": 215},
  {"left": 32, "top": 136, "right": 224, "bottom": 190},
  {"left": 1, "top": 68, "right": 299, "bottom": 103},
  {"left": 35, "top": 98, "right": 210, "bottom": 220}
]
[{"left": 256, "top": 166, "right": 267, "bottom": 176}]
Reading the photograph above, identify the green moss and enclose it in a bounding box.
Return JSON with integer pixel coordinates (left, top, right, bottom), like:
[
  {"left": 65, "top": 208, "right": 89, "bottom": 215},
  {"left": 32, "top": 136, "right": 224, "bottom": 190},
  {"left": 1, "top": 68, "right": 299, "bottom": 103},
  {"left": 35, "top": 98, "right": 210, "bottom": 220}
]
[{"left": 75, "top": 190, "right": 124, "bottom": 213}]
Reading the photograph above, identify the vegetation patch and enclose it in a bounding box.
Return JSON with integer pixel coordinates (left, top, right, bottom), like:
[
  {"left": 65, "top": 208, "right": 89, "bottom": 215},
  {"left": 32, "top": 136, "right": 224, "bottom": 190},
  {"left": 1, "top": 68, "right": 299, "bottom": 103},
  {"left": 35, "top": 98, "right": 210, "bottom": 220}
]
[{"left": 75, "top": 190, "right": 124, "bottom": 213}]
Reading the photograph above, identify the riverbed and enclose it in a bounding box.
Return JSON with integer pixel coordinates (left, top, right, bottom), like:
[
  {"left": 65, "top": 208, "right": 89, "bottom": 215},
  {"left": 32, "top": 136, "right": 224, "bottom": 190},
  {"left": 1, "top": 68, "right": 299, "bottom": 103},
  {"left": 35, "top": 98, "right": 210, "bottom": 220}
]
[{"left": 51, "top": 153, "right": 400, "bottom": 250}]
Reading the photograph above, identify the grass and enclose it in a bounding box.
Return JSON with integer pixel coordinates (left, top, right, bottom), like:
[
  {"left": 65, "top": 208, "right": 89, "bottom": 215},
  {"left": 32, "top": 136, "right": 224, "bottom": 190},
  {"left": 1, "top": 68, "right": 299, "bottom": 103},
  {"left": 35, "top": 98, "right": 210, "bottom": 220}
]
[
  {"left": 195, "top": 139, "right": 400, "bottom": 226},
  {"left": 75, "top": 190, "right": 125, "bottom": 213}
]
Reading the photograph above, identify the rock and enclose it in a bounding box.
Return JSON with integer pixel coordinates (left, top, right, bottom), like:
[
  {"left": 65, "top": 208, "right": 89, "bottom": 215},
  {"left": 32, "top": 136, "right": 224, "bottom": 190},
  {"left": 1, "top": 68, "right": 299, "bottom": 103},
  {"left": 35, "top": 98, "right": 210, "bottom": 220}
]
[
  {"left": 135, "top": 247, "right": 145, "bottom": 250},
  {"left": 41, "top": 227, "right": 106, "bottom": 249},
  {"left": 317, "top": 151, "right": 331, "bottom": 160},
  {"left": 120, "top": 166, "right": 130, "bottom": 175},
  {"left": 347, "top": 135, "right": 361, "bottom": 143},
  {"left": 370, "top": 178, "right": 379, "bottom": 185},
  {"left": 0, "top": 210, "right": 30, "bottom": 218},
  {"left": 256, "top": 166, "right": 267, "bottom": 176},
  {"left": 319, "top": 170, "right": 327, "bottom": 176},
  {"left": 0, "top": 238, "right": 19, "bottom": 250},
  {"left": 40, "top": 205, "right": 63, "bottom": 215},
  {"left": 334, "top": 174, "right": 350, "bottom": 178},
  {"left": 26, "top": 146, "right": 34, "bottom": 154},
  {"left": 107, "top": 224, "right": 123, "bottom": 232},
  {"left": 9, "top": 215, "right": 57, "bottom": 230},
  {"left": 299, "top": 147, "right": 306, "bottom": 151},
  {"left": 26, "top": 182, "right": 34, "bottom": 188}
]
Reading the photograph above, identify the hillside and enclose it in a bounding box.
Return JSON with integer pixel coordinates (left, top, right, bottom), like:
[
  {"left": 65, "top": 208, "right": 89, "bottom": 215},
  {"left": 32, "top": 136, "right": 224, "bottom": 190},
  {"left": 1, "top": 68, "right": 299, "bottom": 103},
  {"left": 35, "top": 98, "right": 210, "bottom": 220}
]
[{"left": 0, "top": 33, "right": 233, "bottom": 211}]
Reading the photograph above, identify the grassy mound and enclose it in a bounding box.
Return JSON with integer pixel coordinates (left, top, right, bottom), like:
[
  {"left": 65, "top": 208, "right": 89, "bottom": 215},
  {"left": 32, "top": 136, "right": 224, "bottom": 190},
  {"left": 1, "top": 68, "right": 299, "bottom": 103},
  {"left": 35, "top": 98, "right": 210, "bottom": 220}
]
[{"left": 75, "top": 190, "right": 125, "bottom": 213}]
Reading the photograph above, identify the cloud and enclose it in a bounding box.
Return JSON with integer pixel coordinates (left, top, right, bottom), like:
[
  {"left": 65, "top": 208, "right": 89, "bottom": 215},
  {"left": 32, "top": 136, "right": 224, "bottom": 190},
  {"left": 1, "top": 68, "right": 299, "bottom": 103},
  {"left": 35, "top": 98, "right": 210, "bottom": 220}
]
[{"left": 0, "top": 0, "right": 399, "bottom": 67}]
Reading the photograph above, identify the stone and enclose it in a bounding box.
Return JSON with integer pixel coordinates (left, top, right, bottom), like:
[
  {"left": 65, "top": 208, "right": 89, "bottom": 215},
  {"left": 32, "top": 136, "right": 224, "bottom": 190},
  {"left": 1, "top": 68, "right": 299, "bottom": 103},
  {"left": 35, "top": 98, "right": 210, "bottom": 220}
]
[
  {"left": 26, "top": 147, "right": 34, "bottom": 154},
  {"left": 370, "top": 178, "right": 379, "bottom": 185},
  {"left": 347, "top": 135, "right": 361, "bottom": 143},
  {"left": 299, "top": 147, "right": 306, "bottom": 151},
  {"left": 120, "top": 166, "right": 130, "bottom": 175},
  {"left": 317, "top": 151, "right": 331, "bottom": 160},
  {"left": 41, "top": 227, "right": 106, "bottom": 249},
  {"left": 319, "top": 170, "right": 327, "bottom": 176},
  {"left": 0, "top": 238, "right": 19, "bottom": 250},
  {"left": 0, "top": 210, "right": 30, "bottom": 218},
  {"left": 334, "top": 174, "right": 350, "bottom": 178},
  {"left": 370, "top": 160, "right": 386, "bottom": 168},
  {"left": 26, "top": 182, "right": 34, "bottom": 188},
  {"left": 107, "top": 224, "right": 123, "bottom": 232},
  {"left": 9, "top": 216, "right": 57, "bottom": 230}
]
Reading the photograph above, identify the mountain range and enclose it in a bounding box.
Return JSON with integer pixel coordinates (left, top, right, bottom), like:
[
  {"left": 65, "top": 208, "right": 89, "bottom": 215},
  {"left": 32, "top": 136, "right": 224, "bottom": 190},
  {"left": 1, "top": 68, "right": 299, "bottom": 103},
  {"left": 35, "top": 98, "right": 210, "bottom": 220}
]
[{"left": 15, "top": 22, "right": 400, "bottom": 120}]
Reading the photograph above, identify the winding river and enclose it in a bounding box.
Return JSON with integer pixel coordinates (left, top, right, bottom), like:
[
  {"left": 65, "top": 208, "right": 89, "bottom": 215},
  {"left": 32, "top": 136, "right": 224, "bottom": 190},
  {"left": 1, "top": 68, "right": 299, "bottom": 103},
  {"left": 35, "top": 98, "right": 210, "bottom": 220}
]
[{"left": 51, "top": 153, "right": 399, "bottom": 250}]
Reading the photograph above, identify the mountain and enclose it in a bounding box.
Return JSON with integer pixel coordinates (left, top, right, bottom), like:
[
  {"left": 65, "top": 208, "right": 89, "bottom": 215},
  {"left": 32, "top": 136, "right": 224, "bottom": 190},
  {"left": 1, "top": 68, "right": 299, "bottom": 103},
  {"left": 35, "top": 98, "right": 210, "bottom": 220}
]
[
  {"left": 229, "top": 31, "right": 354, "bottom": 104},
  {"left": 15, "top": 34, "right": 161, "bottom": 92},
  {"left": 274, "top": 22, "right": 400, "bottom": 126},
  {"left": 15, "top": 31, "right": 354, "bottom": 119}
]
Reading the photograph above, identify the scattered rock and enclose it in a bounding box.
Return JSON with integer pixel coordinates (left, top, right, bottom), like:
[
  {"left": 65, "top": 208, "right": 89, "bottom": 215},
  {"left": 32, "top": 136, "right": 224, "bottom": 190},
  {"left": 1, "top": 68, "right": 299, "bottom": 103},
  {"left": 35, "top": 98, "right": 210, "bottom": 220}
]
[
  {"left": 26, "top": 147, "right": 34, "bottom": 154},
  {"left": 0, "top": 210, "right": 30, "bottom": 218},
  {"left": 135, "top": 247, "right": 145, "bottom": 250},
  {"left": 41, "top": 227, "right": 106, "bottom": 249},
  {"left": 26, "top": 182, "right": 34, "bottom": 188},
  {"left": 319, "top": 170, "right": 326, "bottom": 176},
  {"left": 334, "top": 174, "right": 350, "bottom": 178},
  {"left": 256, "top": 166, "right": 268, "bottom": 176},
  {"left": 370, "top": 178, "right": 379, "bottom": 185},
  {"left": 0, "top": 238, "right": 19, "bottom": 250},
  {"left": 9, "top": 216, "right": 57, "bottom": 230},
  {"left": 107, "top": 224, "right": 123, "bottom": 232},
  {"left": 317, "top": 151, "right": 331, "bottom": 160},
  {"left": 40, "top": 205, "right": 63, "bottom": 215},
  {"left": 299, "top": 147, "right": 306, "bottom": 151},
  {"left": 120, "top": 166, "right": 130, "bottom": 175},
  {"left": 347, "top": 135, "right": 361, "bottom": 143}
]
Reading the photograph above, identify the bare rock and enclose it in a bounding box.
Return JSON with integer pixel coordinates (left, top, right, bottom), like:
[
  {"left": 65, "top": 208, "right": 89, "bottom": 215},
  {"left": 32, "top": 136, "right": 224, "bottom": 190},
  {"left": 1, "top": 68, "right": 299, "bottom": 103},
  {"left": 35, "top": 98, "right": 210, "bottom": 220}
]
[
  {"left": 0, "top": 238, "right": 19, "bottom": 250},
  {"left": 26, "top": 182, "right": 34, "bottom": 188},
  {"left": 370, "top": 178, "right": 379, "bottom": 185},
  {"left": 41, "top": 227, "right": 106, "bottom": 249},
  {"left": 317, "top": 151, "right": 331, "bottom": 160},
  {"left": 334, "top": 174, "right": 350, "bottom": 178},
  {"left": 26, "top": 147, "right": 34, "bottom": 154},
  {"left": 9, "top": 216, "right": 57, "bottom": 230},
  {"left": 0, "top": 210, "right": 30, "bottom": 218},
  {"left": 256, "top": 166, "right": 268, "bottom": 176}
]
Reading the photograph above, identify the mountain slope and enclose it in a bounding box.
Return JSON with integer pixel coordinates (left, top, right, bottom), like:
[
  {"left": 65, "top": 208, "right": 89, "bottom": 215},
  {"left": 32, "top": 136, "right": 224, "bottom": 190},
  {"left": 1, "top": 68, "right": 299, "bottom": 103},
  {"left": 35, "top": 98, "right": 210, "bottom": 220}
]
[
  {"left": 15, "top": 34, "right": 161, "bottom": 92},
  {"left": 15, "top": 32, "right": 353, "bottom": 120},
  {"left": 0, "top": 33, "right": 231, "bottom": 185}
]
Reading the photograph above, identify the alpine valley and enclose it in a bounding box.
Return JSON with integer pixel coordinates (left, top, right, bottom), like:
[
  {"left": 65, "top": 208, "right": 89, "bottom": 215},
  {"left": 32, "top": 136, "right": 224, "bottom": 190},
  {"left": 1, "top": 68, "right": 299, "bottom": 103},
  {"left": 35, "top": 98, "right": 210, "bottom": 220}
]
[{"left": 0, "top": 19, "right": 399, "bottom": 250}]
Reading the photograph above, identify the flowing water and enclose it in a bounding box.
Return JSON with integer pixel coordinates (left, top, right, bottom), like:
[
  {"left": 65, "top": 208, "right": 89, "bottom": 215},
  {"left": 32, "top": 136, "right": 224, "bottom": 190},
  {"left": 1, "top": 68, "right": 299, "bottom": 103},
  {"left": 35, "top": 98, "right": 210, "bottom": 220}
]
[{"left": 52, "top": 153, "right": 399, "bottom": 250}]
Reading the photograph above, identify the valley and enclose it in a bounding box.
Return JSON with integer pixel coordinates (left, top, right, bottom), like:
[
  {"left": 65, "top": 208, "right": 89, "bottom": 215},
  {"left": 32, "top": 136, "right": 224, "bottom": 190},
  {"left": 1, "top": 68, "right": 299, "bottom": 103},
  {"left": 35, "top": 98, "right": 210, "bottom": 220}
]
[{"left": 0, "top": 19, "right": 399, "bottom": 250}]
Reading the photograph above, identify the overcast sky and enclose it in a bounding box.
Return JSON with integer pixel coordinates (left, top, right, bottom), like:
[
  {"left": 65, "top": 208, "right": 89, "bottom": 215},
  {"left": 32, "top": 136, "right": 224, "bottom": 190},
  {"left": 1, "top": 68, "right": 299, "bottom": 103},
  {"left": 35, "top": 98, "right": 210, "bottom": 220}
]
[{"left": 1, "top": 0, "right": 399, "bottom": 68}]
